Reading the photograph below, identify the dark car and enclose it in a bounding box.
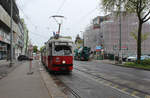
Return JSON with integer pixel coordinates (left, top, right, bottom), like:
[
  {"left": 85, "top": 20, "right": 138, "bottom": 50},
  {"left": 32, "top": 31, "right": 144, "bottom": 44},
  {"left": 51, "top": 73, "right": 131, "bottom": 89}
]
[{"left": 18, "top": 55, "right": 29, "bottom": 61}]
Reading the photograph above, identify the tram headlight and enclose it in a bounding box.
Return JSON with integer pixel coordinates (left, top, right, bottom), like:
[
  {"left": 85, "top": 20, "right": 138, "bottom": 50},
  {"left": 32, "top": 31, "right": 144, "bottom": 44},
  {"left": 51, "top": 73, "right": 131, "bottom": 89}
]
[{"left": 62, "top": 60, "right": 66, "bottom": 64}]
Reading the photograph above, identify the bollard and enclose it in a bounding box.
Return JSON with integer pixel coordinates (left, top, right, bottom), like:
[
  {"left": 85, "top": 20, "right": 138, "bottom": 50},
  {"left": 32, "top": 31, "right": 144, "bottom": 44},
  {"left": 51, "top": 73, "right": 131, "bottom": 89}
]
[{"left": 27, "top": 57, "right": 34, "bottom": 75}]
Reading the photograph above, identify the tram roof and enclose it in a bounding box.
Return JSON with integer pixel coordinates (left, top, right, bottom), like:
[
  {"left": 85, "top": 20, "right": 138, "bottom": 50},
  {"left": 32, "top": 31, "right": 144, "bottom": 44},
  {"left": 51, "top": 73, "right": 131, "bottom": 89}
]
[{"left": 48, "top": 36, "right": 73, "bottom": 43}]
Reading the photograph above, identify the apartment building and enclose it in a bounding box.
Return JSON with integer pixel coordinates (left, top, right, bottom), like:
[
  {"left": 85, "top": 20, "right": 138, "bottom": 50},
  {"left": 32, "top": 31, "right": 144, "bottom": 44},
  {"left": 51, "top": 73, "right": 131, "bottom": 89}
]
[
  {"left": 0, "top": 0, "right": 24, "bottom": 60},
  {"left": 84, "top": 12, "right": 150, "bottom": 56}
]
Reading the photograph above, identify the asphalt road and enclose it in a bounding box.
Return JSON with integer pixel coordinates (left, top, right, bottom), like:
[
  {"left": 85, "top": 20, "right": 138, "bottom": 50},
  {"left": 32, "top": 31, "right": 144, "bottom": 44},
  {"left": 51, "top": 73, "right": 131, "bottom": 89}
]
[{"left": 54, "top": 60, "right": 150, "bottom": 98}]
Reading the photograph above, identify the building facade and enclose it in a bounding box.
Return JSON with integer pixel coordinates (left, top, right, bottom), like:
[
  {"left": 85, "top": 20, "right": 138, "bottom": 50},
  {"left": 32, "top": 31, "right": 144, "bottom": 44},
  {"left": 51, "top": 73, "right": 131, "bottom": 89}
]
[
  {"left": 84, "top": 12, "right": 150, "bottom": 56},
  {"left": 21, "top": 19, "right": 29, "bottom": 55},
  {"left": 0, "top": 0, "right": 24, "bottom": 60}
]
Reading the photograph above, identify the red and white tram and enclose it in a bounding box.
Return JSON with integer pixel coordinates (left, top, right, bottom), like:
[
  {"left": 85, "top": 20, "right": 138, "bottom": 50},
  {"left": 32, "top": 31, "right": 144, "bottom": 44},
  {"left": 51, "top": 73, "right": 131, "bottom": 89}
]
[{"left": 41, "top": 36, "right": 73, "bottom": 72}]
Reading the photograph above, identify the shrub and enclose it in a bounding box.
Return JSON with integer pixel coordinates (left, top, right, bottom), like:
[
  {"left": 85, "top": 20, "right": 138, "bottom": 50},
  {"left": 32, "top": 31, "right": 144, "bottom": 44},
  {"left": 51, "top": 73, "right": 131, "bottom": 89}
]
[{"left": 140, "top": 59, "right": 150, "bottom": 65}]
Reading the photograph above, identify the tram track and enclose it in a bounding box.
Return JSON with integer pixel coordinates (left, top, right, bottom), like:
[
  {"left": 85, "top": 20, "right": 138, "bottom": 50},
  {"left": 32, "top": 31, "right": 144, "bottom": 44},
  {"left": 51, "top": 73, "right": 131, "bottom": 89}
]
[
  {"left": 51, "top": 75, "right": 82, "bottom": 98},
  {"left": 74, "top": 67, "right": 150, "bottom": 98},
  {"left": 40, "top": 61, "right": 81, "bottom": 98}
]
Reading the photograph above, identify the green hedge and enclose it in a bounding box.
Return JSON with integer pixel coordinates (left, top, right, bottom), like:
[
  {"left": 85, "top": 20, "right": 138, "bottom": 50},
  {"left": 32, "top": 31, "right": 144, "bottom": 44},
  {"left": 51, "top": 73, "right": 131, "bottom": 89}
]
[
  {"left": 139, "top": 59, "right": 150, "bottom": 65},
  {"left": 124, "top": 59, "right": 150, "bottom": 70}
]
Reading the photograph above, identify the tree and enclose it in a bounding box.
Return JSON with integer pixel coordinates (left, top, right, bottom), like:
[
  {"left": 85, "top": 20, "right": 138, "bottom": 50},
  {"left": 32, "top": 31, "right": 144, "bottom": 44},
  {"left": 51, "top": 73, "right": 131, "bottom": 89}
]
[
  {"left": 40, "top": 46, "right": 45, "bottom": 52},
  {"left": 75, "top": 34, "right": 82, "bottom": 44},
  {"left": 102, "top": 0, "right": 150, "bottom": 63},
  {"left": 75, "top": 34, "right": 83, "bottom": 49},
  {"left": 130, "top": 29, "right": 150, "bottom": 43},
  {"left": 33, "top": 45, "right": 38, "bottom": 53}
]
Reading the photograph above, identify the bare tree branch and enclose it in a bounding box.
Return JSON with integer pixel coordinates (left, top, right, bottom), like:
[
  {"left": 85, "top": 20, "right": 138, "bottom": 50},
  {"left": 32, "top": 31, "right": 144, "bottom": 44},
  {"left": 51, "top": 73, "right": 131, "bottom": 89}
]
[
  {"left": 142, "top": 10, "right": 150, "bottom": 20},
  {"left": 128, "top": 0, "right": 137, "bottom": 5},
  {"left": 143, "top": 16, "right": 150, "bottom": 23},
  {"left": 139, "top": 5, "right": 146, "bottom": 13}
]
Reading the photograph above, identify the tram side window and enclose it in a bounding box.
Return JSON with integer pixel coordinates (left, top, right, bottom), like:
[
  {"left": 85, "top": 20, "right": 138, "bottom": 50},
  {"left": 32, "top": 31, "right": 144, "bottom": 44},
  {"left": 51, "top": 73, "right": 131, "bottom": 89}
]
[
  {"left": 54, "top": 45, "right": 72, "bottom": 56},
  {"left": 48, "top": 43, "right": 52, "bottom": 55},
  {"left": 49, "top": 43, "right": 52, "bottom": 47}
]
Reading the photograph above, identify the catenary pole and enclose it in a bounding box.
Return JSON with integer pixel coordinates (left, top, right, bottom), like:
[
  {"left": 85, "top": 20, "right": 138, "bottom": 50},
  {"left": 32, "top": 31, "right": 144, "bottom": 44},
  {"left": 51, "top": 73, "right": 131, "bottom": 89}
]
[
  {"left": 10, "top": 0, "right": 13, "bottom": 67},
  {"left": 119, "top": 0, "right": 122, "bottom": 63}
]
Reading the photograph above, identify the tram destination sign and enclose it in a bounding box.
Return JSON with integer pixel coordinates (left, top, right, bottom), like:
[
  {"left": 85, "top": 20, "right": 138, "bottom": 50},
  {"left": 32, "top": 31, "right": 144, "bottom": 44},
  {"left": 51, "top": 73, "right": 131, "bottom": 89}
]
[{"left": 55, "top": 42, "right": 72, "bottom": 46}]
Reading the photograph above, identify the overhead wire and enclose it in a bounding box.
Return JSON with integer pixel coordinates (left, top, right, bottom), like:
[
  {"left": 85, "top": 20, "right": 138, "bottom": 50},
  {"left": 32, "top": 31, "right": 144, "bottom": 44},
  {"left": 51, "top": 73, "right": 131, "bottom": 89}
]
[
  {"left": 17, "top": 0, "right": 100, "bottom": 41},
  {"left": 48, "top": 0, "right": 68, "bottom": 35},
  {"left": 18, "top": 5, "right": 38, "bottom": 29},
  {"left": 56, "top": 0, "right": 67, "bottom": 14},
  {"left": 17, "top": 2, "right": 51, "bottom": 44},
  {"left": 72, "top": 6, "right": 99, "bottom": 30},
  {"left": 30, "top": 31, "right": 49, "bottom": 39},
  {"left": 78, "top": 7, "right": 98, "bottom": 22}
]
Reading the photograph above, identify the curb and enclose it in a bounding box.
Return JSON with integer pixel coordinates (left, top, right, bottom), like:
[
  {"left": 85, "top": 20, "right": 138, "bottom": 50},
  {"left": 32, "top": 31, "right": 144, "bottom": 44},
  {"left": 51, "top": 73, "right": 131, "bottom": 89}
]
[
  {"left": 93, "top": 60, "right": 150, "bottom": 71},
  {"left": 113, "top": 64, "right": 150, "bottom": 71},
  {"left": 39, "top": 64, "right": 68, "bottom": 98}
]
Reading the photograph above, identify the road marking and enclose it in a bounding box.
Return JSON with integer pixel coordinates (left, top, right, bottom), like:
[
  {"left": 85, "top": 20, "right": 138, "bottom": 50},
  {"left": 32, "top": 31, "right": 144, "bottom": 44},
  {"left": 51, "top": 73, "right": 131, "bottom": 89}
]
[
  {"left": 75, "top": 68, "right": 142, "bottom": 98},
  {"left": 131, "top": 91, "right": 138, "bottom": 96}
]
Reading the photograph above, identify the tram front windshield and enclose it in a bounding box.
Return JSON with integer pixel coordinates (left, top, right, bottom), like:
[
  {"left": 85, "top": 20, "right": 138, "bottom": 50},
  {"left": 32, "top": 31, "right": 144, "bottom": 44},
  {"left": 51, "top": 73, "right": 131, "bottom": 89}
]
[{"left": 54, "top": 45, "right": 72, "bottom": 56}]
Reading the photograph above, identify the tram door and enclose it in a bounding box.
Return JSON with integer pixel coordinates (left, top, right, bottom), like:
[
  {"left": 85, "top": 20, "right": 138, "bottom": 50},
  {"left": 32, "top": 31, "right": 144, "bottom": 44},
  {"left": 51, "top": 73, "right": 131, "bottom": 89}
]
[{"left": 49, "top": 43, "right": 53, "bottom": 68}]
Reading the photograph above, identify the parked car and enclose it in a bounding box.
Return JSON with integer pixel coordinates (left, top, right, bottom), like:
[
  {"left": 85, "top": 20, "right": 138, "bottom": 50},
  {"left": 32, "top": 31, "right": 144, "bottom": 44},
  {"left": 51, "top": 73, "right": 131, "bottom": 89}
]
[
  {"left": 127, "top": 55, "right": 150, "bottom": 62},
  {"left": 126, "top": 55, "right": 137, "bottom": 62},
  {"left": 122, "top": 55, "right": 128, "bottom": 62},
  {"left": 18, "top": 55, "right": 29, "bottom": 61},
  {"left": 141, "top": 55, "right": 150, "bottom": 60}
]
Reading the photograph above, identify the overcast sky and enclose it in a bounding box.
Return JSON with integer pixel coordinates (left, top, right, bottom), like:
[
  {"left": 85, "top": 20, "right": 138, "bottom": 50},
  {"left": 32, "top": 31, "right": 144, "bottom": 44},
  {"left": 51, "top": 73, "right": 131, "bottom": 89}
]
[{"left": 16, "top": 0, "right": 104, "bottom": 48}]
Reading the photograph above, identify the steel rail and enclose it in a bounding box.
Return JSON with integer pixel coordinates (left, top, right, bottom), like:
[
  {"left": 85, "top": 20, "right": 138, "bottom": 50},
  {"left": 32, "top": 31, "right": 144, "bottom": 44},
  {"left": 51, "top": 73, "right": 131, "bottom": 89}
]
[
  {"left": 74, "top": 67, "right": 150, "bottom": 96},
  {"left": 52, "top": 75, "right": 82, "bottom": 98}
]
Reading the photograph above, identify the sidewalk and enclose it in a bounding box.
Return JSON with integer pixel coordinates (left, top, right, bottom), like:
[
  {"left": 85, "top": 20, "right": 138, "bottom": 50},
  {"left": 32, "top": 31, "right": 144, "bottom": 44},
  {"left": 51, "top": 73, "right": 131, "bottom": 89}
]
[
  {"left": 0, "top": 60, "right": 10, "bottom": 66},
  {"left": 0, "top": 60, "right": 18, "bottom": 79},
  {"left": 0, "top": 60, "right": 67, "bottom": 98}
]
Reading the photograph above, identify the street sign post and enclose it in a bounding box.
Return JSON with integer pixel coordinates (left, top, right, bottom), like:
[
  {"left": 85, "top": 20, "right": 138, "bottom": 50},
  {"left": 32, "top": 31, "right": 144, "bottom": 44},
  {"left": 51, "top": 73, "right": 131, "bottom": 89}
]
[{"left": 27, "top": 45, "right": 33, "bottom": 75}]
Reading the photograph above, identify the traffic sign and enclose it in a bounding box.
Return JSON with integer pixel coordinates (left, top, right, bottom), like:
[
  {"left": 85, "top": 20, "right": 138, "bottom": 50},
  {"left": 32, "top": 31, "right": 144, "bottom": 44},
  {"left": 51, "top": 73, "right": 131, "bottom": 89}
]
[{"left": 96, "top": 46, "right": 102, "bottom": 50}]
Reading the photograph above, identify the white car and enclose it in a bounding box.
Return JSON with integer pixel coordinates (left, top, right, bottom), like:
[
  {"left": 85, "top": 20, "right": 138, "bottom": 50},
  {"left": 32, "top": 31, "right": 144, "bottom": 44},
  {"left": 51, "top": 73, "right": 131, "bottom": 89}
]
[
  {"left": 141, "top": 55, "right": 150, "bottom": 60},
  {"left": 127, "top": 55, "right": 150, "bottom": 62},
  {"left": 127, "top": 55, "right": 137, "bottom": 62}
]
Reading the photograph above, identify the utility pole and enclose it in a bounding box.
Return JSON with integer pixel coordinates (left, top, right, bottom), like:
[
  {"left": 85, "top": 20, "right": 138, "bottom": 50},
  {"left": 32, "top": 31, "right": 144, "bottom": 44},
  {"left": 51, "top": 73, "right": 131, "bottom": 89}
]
[
  {"left": 25, "top": 31, "right": 29, "bottom": 55},
  {"left": 119, "top": 0, "right": 122, "bottom": 64},
  {"left": 10, "top": 0, "right": 14, "bottom": 67}
]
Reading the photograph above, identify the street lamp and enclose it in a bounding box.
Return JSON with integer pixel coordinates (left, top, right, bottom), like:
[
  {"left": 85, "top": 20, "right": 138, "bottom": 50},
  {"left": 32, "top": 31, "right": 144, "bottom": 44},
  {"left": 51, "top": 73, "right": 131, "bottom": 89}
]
[{"left": 10, "top": 0, "right": 14, "bottom": 67}]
